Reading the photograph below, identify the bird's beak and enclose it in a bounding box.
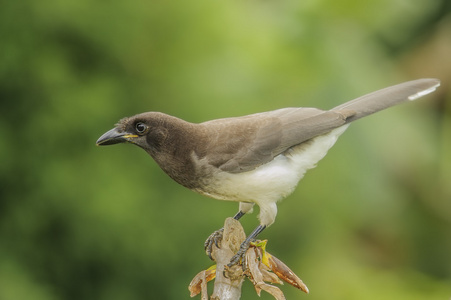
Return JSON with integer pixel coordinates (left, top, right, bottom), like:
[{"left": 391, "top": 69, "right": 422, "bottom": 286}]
[{"left": 96, "top": 128, "right": 138, "bottom": 146}]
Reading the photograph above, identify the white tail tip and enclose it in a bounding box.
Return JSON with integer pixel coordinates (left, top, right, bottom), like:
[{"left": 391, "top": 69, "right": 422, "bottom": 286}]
[{"left": 408, "top": 81, "right": 441, "bottom": 101}]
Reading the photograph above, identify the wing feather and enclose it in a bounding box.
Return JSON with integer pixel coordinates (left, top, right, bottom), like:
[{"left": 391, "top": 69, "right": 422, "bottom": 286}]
[
  {"left": 199, "top": 108, "right": 351, "bottom": 173},
  {"left": 196, "top": 78, "right": 440, "bottom": 174}
]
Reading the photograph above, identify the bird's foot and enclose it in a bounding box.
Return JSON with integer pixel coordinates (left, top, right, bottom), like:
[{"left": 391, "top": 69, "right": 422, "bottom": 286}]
[
  {"left": 227, "top": 240, "right": 251, "bottom": 268},
  {"left": 204, "top": 227, "right": 224, "bottom": 260}
]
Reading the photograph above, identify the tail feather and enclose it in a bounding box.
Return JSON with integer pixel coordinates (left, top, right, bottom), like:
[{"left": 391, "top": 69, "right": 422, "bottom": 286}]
[{"left": 332, "top": 78, "right": 440, "bottom": 123}]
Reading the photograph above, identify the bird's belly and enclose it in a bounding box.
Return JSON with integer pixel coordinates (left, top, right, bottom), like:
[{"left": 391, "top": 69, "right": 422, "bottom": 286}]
[{"left": 196, "top": 155, "right": 302, "bottom": 203}]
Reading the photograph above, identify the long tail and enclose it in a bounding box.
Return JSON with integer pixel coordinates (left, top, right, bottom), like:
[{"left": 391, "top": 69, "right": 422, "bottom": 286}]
[{"left": 332, "top": 78, "right": 440, "bottom": 123}]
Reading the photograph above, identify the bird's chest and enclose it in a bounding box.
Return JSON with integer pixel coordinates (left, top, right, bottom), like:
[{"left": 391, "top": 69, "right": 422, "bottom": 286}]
[{"left": 150, "top": 150, "right": 200, "bottom": 189}]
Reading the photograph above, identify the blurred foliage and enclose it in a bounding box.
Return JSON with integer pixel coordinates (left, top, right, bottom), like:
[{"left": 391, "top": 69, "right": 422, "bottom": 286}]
[{"left": 1, "top": 0, "right": 450, "bottom": 299}]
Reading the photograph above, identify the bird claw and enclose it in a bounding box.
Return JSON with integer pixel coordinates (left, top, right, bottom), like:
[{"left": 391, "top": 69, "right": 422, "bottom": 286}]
[
  {"left": 205, "top": 227, "right": 250, "bottom": 269},
  {"left": 204, "top": 227, "right": 224, "bottom": 260},
  {"left": 227, "top": 241, "right": 250, "bottom": 268}
]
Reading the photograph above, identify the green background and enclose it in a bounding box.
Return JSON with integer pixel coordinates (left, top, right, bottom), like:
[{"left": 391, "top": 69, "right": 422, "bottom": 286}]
[{"left": 1, "top": 0, "right": 450, "bottom": 299}]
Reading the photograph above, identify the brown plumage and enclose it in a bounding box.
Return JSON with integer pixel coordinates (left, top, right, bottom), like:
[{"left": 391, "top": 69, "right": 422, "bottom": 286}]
[{"left": 96, "top": 78, "right": 440, "bottom": 266}]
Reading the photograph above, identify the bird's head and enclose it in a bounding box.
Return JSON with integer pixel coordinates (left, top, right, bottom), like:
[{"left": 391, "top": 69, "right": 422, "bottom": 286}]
[{"left": 96, "top": 112, "right": 172, "bottom": 151}]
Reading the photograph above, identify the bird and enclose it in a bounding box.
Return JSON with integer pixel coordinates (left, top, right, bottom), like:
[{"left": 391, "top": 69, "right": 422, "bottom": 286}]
[{"left": 96, "top": 78, "right": 440, "bottom": 266}]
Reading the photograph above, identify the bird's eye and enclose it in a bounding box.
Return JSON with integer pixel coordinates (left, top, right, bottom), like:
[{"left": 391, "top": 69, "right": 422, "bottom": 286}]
[{"left": 135, "top": 122, "right": 148, "bottom": 134}]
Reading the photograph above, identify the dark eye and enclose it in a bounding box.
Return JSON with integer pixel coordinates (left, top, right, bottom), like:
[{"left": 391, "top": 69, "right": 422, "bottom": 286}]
[{"left": 135, "top": 122, "right": 148, "bottom": 134}]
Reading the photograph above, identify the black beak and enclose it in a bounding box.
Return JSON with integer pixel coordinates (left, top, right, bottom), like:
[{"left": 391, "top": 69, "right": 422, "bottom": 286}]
[{"left": 96, "top": 128, "right": 138, "bottom": 146}]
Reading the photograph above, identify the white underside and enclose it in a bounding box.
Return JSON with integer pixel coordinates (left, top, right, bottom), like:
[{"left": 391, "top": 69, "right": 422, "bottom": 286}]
[{"left": 195, "top": 125, "right": 350, "bottom": 226}]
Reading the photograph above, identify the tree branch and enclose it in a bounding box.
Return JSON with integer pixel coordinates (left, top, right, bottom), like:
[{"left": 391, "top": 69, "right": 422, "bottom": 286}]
[
  {"left": 210, "top": 218, "right": 246, "bottom": 300},
  {"left": 189, "top": 218, "right": 309, "bottom": 299}
]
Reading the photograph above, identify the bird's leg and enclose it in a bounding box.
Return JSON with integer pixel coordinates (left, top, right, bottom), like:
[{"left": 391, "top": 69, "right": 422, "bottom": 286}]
[
  {"left": 227, "top": 224, "right": 266, "bottom": 267},
  {"left": 232, "top": 210, "right": 246, "bottom": 221},
  {"left": 204, "top": 210, "right": 246, "bottom": 259}
]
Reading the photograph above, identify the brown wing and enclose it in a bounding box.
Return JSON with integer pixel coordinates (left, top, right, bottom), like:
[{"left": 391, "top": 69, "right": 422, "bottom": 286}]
[
  {"left": 198, "top": 108, "right": 351, "bottom": 173},
  {"left": 196, "top": 78, "right": 440, "bottom": 174}
]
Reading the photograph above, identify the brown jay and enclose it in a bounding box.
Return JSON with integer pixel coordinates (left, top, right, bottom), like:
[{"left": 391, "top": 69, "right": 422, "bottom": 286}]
[{"left": 96, "top": 78, "right": 440, "bottom": 266}]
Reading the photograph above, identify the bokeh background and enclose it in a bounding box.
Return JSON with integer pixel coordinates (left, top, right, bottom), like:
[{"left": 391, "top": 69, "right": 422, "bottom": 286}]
[{"left": 1, "top": 0, "right": 450, "bottom": 299}]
